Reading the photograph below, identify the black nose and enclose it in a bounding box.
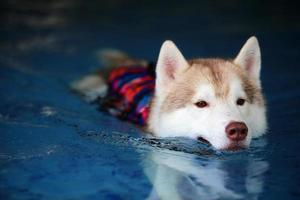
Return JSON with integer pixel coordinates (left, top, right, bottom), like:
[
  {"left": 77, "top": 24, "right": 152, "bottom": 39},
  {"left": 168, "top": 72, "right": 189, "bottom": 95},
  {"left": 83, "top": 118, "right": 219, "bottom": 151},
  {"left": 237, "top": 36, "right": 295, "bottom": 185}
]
[{"left": 225, "top": 122, "right": 248, "bottom": 141}]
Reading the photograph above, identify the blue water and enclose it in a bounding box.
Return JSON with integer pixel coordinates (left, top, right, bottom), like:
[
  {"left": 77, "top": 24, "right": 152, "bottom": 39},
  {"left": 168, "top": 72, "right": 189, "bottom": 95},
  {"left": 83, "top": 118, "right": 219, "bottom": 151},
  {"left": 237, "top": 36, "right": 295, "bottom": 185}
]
[{"left": 1, "top": 1, "right": 299, "bottom": 199}]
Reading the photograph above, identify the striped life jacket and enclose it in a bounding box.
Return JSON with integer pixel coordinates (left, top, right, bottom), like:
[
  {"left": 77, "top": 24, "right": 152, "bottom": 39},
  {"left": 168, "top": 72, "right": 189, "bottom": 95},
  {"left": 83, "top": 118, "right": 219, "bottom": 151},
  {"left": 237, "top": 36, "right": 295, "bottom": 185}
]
[{"left": 100, "top": 63, "right": 155, "bottom": 125}]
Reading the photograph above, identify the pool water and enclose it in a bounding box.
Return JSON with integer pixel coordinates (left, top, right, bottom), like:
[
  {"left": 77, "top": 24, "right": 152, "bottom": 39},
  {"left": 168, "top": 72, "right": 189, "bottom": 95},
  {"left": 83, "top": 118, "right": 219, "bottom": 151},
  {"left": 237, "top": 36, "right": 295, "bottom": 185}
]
[{"left": 1, "top": 1, "right": 299, "bottom": 199}]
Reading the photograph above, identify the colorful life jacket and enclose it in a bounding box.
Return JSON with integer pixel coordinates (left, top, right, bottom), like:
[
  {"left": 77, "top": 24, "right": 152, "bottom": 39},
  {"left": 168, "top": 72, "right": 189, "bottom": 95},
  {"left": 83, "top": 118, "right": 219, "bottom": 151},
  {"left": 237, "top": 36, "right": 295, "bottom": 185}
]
[{"left": 100, "top": 63, "right": 155, "bottom": 126}]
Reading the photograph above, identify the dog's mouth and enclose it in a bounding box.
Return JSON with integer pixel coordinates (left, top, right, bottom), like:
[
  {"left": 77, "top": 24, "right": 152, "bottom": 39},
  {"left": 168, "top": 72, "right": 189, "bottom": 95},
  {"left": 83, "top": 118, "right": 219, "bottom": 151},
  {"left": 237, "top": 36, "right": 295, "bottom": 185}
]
[
  {"left": 197, "top": 136, "right": 210, "bottom": 145},
  {"left": 224, "top": 142, "right": 246, "bottom": 151},
  {"left": 197, "top": 136, "right": 246, "bottom": 151}
]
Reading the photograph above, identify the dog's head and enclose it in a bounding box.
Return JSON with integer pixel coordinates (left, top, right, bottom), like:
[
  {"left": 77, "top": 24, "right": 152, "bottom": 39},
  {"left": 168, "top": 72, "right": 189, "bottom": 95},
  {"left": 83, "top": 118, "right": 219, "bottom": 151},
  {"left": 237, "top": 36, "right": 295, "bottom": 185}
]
[{"left": 148, "top": 37, "right": 267, "bottom": 150}]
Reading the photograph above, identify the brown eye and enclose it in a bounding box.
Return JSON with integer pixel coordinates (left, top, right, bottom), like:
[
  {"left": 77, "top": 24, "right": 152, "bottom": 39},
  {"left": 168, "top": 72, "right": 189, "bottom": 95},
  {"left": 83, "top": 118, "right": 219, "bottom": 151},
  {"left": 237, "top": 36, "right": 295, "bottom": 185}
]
[
  {"left": 195, "top": 101, "right": 208, "bottom": 108},
  {"left": 236, "top": 98, "right": 246, "bottom": 106}
]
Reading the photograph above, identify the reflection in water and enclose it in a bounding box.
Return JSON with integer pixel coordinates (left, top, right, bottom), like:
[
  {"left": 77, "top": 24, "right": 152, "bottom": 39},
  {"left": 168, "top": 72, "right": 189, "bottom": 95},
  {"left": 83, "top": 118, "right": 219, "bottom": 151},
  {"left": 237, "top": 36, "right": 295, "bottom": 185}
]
[{"left": 143, "top": 149, "right": 268, "bottom": 200}]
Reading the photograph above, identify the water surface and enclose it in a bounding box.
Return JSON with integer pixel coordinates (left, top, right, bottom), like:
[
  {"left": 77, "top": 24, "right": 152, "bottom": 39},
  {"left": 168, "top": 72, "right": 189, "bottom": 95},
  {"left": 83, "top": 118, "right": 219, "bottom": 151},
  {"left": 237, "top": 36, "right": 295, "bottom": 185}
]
[{"left": 0, "top": 1, "right": 299, "bottom": 199}]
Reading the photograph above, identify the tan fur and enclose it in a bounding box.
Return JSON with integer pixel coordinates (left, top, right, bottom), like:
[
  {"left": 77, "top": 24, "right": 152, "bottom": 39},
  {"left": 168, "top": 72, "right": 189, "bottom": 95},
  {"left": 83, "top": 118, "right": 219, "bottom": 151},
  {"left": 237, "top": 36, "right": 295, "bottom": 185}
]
[
  {"left": 232, "top": 62, "right": 265, "bottom": 106},
  {"left": 151, "top": 58, "right": 264, "bottom": 115},
  {"left": 239, "top": 72, "right": 265, "bottom": 106}
]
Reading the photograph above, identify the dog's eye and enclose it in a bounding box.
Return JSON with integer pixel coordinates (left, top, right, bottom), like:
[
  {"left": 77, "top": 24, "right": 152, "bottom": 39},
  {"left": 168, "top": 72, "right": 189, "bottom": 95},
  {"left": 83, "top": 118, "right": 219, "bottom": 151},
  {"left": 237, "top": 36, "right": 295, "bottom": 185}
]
[
  {"left": 195, "top": 101, "right": 208, "bottom": 108},
  {"left": 236, "top": 98, "right": 246, "bottom": 106}
]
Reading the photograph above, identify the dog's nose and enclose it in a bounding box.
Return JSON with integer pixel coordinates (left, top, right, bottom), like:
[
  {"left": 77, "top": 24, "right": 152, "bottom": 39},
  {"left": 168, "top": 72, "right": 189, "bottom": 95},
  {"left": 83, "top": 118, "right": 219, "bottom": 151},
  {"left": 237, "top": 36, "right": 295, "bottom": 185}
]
[{"left": 225, "top": 122, "right": 248, "bottom": 141}]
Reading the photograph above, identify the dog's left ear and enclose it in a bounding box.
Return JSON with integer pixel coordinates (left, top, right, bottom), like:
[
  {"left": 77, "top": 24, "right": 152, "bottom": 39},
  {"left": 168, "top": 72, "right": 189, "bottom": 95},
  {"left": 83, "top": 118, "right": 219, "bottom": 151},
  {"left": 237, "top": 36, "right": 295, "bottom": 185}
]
[
  {"left": 234, "top": 36, "right": 261, "bottom": 80},
  {"left": 155, "top": 40, "right": 189, "bottom": 95}
]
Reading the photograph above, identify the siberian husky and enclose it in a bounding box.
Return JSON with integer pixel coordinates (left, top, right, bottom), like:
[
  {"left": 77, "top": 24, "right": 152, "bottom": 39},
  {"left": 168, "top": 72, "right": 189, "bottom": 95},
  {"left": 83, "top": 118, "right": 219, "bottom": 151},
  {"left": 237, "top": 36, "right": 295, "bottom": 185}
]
[{"left": 71, "top": 36, "right": 267, "bottom": 151}]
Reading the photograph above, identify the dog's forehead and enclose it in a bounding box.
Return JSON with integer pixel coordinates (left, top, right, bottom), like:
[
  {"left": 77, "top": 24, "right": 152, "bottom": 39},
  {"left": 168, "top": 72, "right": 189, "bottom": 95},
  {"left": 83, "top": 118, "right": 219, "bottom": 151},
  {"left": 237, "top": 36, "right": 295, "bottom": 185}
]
[
  {"left": 162, "top": 59, "right": 235, "bottom": 111},
  {"left": 186, "top": 59, "right": 240, "bottom": 98},
  {"left": 186, "top": 59, "right": 262, "bottom": 103}
]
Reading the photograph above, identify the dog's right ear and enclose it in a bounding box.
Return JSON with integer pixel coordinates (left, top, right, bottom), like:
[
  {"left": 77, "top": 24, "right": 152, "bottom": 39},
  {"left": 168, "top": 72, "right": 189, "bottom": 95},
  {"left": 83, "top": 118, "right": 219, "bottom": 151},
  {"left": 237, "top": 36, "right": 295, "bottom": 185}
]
[
  {"left": 155, "top": 40, "right": 189, "bottom": 95},
  {"left": 234, "top": 36, "right": 261, "bottom": 80}
]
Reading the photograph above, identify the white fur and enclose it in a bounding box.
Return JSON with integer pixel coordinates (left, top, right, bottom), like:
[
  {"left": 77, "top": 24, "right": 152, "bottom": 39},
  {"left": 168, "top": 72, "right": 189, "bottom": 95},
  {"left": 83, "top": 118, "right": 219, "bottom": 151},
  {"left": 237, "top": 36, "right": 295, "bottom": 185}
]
[
  {"left": 149, "top": 37, "right": 267, "bottom": 150},
  {"left": 149, "top": 41, "right": 190, "bottom": 138},
  {"left": 154, "top": 78, "right": 261, "bottom": 149}
]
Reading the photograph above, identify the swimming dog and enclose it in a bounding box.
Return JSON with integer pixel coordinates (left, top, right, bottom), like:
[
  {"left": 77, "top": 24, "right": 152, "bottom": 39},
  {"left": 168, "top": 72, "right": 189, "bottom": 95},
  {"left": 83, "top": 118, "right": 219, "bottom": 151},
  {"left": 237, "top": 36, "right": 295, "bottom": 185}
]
[{"left": 71, "top": 36, "right": 267, "bottom": 150}]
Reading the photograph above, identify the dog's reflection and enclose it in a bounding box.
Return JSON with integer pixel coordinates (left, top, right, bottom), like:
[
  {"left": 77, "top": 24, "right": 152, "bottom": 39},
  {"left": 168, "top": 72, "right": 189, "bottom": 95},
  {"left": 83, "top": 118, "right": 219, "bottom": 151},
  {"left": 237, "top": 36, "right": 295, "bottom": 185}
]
[{"left": 143, "top": 150, "right": 268, "bottom": 200}]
